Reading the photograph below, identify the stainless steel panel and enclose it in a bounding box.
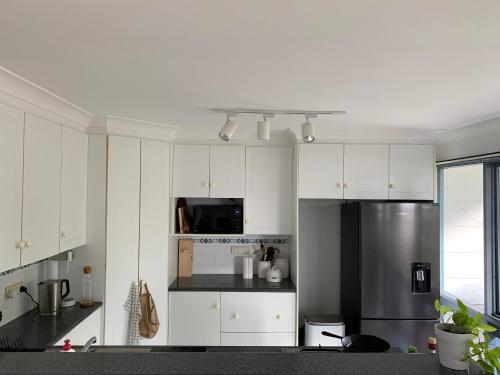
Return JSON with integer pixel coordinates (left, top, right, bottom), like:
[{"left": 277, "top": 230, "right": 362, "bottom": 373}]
[
  {"left": 361, "top": 319, "right": 438, "bottom": 353},
  {"left": 360, "top": 203, "right": 439, "bottom": 319}
]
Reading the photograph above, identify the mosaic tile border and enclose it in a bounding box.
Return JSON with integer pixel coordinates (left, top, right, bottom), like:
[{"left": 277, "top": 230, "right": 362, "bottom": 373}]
[
  {"left": 196, "top": 238, "right": 287, "bottom": 245},
  {"left": 0, "top": 259, "right": 42, "bottom": 277}
]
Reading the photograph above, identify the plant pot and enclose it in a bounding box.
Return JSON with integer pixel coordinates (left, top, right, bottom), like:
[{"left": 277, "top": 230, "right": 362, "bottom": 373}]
[{"left": 435, "top": 323, "right": 473, "bottom": 371}]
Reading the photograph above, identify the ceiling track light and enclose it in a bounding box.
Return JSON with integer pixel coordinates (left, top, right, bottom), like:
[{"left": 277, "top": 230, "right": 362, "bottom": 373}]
[
  {"left": 257, "top": 113, "right": 273, "bottom": 141},
  {"left": 219, "top": 113, "right": 237, "bottom": 142},
  {"left": 302, "top": 114, "right": 316, "bottom": 143}
]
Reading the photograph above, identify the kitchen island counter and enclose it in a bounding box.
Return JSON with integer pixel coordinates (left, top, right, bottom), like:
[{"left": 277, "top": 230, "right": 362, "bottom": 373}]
[{"left": 0, "top": 349, "right": 476, "bottom": 375}]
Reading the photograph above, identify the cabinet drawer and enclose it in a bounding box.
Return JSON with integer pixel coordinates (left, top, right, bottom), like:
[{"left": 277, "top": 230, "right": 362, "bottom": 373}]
[
  {"left": 221, "top": 292, "right": 295, "bottom": 333},
  {"left": 221, "top": 332, "right": 295, "bottom": 346}
]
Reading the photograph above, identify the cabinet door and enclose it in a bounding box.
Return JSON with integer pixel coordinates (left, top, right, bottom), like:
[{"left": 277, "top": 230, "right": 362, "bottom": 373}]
[
  {"left": 221, "top": 292, "right": 295, "bottom": 333},
  {"left": 60, "top": 127, "right": 88, "bottom": 252},
  {"left": 343, "top": 145, "right": 389, "bottom": 199},
  {"left": 168, "top": 292, "right": 221, "bottom": 346},
  {"left": 221, "top": 332, "right": 295, "bottom": 346},
  {"left": 21, "top": 114, "right": 61, "bottom": 265},
  {"left": 245, "top": 147, "right": 293, "bottom": 234},
  {"left": 139, "top": 139, "right": 170, "bottom": 345},
  {"left": 209, "top": 145, "right": 245, "bottom": 198},
  {"left": 298, "top": 144, "right": 344, "bottom": 199},
  {"left": 389, "top": 145, "right": 434, "bottom": 200},
  {"left": 0, "top": 102, "right": 24, "bottom": 272},
  {"left": 105, "top": 135, "right": 140, "bottom": 345},
  {"left": 172, "top": 145, "right": 209, "bottom": 197}
]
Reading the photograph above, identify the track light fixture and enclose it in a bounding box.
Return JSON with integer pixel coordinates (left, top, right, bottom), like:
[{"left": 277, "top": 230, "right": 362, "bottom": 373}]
[
  {"left": 301, "top": 114, "right": 316, "bottom": 143},
  {"left": 219, "top": 113, "right": 237, "bottom": 142},
  {"left": 257, "top": 114, "right": 272, "bottom": 141}
]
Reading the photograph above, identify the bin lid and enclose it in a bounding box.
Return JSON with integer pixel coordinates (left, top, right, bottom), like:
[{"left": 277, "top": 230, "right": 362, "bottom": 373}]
[{"left": 305, "top": 314, "right": 344, "bottom": 326}]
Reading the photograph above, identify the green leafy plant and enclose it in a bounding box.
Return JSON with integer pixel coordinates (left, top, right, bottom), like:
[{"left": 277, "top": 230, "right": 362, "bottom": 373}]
[{"left": 435, "top": 299, "right": 500, "bottom": 373}]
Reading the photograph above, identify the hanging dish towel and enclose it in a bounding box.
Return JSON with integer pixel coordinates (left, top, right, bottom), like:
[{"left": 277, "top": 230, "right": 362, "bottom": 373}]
[{"left": 123, "top": 282, "right": 142, "bottom": 345}]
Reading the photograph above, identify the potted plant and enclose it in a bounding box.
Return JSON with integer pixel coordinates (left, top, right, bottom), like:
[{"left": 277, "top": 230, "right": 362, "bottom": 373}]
[{"left": 434, "top": 298, "right": 500, "bottom": 373}]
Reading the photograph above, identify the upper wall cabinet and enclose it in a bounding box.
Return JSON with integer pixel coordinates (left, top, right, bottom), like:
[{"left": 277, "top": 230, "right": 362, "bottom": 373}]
[
  {"left": 389, "top": 145, "right": 434, "bottom": 200},
  {"left": 0, "top": 103, "right": 24, "bottom": 273},
  {"left": 173, "top": 145, "right": 245, "bottom": 198},
  {"left": 245, "top": 147, "right": 293, "bottom": 235},
  {"left": 298, "top": 144, "right": 344, "bottom": 199},
  {"left": 343, "top": 145, "right": 390, "bottom": 200},
  {"left": 21, "top": 114, "right": 62, "bottom": 265},
  {"left": 60, "top": 127, "right": 88, "bottom": 252}
]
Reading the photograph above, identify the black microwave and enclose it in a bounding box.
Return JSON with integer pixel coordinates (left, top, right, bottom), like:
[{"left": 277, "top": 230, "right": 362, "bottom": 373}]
[{"left": 192, "top": 205, "right": 243, "bottom": 234}]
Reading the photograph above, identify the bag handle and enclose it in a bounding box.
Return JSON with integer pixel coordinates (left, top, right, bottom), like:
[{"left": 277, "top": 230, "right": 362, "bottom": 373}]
[{"left": 140, "top": 281, "right": 150, "bottom": 295}]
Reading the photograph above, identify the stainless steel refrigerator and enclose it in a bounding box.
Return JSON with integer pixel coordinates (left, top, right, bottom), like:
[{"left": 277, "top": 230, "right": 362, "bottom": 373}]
[{"left": 341, "top": 202, "right": 440, "bottom": 352}]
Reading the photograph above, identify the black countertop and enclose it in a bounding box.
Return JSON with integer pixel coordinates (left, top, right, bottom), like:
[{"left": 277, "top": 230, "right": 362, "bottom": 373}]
[
  {"left": 0, "top": 351, "right": 476, "bottom": 375},
  {"left": 0, "top": 302, "right": 102, "bottom": 348},
  {"left": 169, "top": 274, "right": 296, "bottom": 292}
]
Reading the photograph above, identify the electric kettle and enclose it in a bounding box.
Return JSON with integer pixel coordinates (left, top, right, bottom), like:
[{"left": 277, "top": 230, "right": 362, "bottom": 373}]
[{"left": 38, "top": 279, "right": 70, "bottom": 317}]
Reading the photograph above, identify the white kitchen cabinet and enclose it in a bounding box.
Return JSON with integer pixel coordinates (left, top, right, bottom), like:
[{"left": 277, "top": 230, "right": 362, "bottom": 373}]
[
  {"left": 168, "top": 292, "right": 221, "bottom": 346},
  {"left": 220, "top": 292, "right": 295, "bottom": 333},
  {"left": 105, "top": 135, "right": 141, "bottom": 345},
  {"left": 60, "top": 127, "right": 88, "bottom": 252},
  {"left": 298, "top": 144, "right": 344, "bottom": 199},
  {"left": 172, "top": 145, "right": 210, "bottom": 197},
  {"left": 389, "top": 145, "right": 434, "bottom": 200},
  {"left": 221, "top": 333, "right": 295, "bottom": 346},
  {"left": 245, "top": 147, "right": 293, "bottom": 234},
  {"left": 343, "top": 144, "right": 389, "bottom": 200},
  {"left": 209, "top": 145, "right": 245, "bottom": 198},
  {"left": 21, "top": 114, "right": 61, "bottom": 265},
  {"left": 138, "top": 139, "right": 170, "bottom": 345},
  {"left": 54, "top": 307, "right": 102, "bottom": 346},
  {"left": 0, "top": 102, "right": 24, "bottom": 272}
]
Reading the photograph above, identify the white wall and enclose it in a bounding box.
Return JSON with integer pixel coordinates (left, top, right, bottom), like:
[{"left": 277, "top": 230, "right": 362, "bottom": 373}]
[
  {"left": 298, "top": 200, "right": 342, "bottom": 327},
  {"left": 436, "top": 117, "right": 500, "bottom": 161}
]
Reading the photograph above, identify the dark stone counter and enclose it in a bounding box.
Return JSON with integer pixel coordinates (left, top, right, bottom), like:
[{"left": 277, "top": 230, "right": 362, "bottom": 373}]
[
  {"left": 0, "top": 302, "right": 102, "bottom": 348},
  {"left": 0, "top": 351, "right": 475, "bottom": 375},
  {"left": 169, "top": 274, "right": 296, "bottom": 292}
]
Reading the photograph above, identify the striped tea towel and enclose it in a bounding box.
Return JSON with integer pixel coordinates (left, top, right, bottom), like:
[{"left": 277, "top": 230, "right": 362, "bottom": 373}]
[{"left": 123, "top": 283, "right": 142, "bottom": 345}]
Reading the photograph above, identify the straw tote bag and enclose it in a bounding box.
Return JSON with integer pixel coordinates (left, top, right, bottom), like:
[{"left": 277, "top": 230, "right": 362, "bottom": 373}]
[{"left": 139, "top": 282, "right": 160, "bottom": 338}]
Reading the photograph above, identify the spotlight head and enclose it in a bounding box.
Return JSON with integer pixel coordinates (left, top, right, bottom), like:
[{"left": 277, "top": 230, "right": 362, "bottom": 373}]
[
  {"left": 302, "top": 118, "right": 315, "bottom": 143},
  {"left": 257, "top": 118, "right": 271, "bottom": 141},
  {"left": 219, "top": 114, "right": 237, "bottom": 141}
]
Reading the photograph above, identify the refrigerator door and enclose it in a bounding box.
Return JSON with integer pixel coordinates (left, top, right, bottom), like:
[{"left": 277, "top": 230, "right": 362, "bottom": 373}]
[
  {"left": 360, "top": 202, "right": 439, "bottom": 320},
  {"left": 361, "top": 319, "right": 439, "bottom": 353}
]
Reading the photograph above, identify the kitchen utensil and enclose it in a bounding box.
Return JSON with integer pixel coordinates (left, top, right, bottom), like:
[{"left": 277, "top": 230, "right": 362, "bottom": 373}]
[
  {"left": 38, "top": 279, "right": 70, "bottom": 317},
  {"left": 265, "top": 247, "right": 276, "bottom": 262},
  {"left": 266, "top": 267, "right": 282, "bottom": 283},
  {"left": 257, "top": 261, "right": 271, "bottom": 278},
  {"left": 321, "top": 331, "right": 390, "bottom": 353},
  {"left": 273, "top": 258, "right": 289, "bottom": 278},
  {"left": 178, "top": 239, "right": 193, "bottom": 278},
  {"left": 243, "top": 256, "right": 253, "bottom": 279}
]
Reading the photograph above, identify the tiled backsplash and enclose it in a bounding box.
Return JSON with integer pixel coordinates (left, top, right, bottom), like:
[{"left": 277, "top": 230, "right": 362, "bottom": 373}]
[{"left": 192, "top": 237, "right": 289, "bottom": 275}]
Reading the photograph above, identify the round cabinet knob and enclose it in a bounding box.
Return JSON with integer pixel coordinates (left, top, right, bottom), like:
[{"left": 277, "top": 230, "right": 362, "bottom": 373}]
[
  {"left": 233, "top": 313, "right": 240, "bottom": 320},
  {"left": 344, "top": 183, "right": 350, "bottom": 188},
  {"left": 244, "top": 218, "right": 250, "bottom": 224},
  {"left": 61, "top": 232, "right": 67, "bottom": 238},
  {"left": 209, "top": 182, "right": 215, "bottom": 188},
  {"left": 389, "top": 183, "right": 395, "bottom": 188},
  {"left": 25, "top": 240, "right": 31, "bottom": 248},
  {"left": 276, "top": 313, "right": 284, "bottom": 320},
  {"left": 15, "top": 241, "right": 25, "bottom": 249},
  {"left": 202, "top": 182, "right": 209, "bottom": 187},
  {"left": 337, "top": 182, "right": 343, "bottom": 188},
  {"left": 214, "top": 303, "right": 220, "bottom": 310}
]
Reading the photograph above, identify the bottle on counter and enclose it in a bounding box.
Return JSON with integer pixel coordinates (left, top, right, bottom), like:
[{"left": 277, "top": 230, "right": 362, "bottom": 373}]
[
  {"left": 61, "top": 339, "right": 75, "bottom": 352},
  {"left": 81, "top": 266, "right": 95, "bottom": 308},
  {"left": 427, "top": 337, "right": 437, "bottom": 354}
]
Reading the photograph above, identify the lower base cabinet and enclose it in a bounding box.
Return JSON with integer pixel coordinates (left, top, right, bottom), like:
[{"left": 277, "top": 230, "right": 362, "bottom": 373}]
[{"left": 168, "top": 291, "right": 296, "bottom": 346}]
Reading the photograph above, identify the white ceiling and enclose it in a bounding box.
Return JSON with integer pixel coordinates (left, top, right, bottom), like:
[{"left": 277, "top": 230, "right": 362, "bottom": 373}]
[{"left": 1, "top": 0, "right": 500, "bottom": 141}]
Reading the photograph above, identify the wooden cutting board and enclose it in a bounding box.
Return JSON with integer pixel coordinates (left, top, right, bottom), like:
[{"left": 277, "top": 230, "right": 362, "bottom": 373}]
[{"left": 178, "top": 239, "right": 193, "bottom": 278}]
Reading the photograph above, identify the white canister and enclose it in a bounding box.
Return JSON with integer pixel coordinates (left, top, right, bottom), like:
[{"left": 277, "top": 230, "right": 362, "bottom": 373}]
[
  {"left": 243, "top": 256, "right": 254, "bottom": 279},
  {"left": 266, "top": 267, "right": 282, "bottom": 283},
  {"left": 258, "top": 261, "right": 271, "bottom": 278},
  {"left": 273, "top": 258, "right": 289, "bottom": 279}
]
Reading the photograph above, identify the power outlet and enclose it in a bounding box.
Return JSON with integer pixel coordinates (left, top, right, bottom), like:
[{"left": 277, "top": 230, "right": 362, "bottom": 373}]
[
  {"left": 231, "top": 246, "right": 250, "bottom": 255},
  {"left": 4, "top": 282, "right": 23, "bottom": 299}
]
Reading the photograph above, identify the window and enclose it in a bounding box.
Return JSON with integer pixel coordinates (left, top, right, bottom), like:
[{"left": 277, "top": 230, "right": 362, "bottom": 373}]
[{"left": 441, "top": 164, "right": 485, "bottom": 312}]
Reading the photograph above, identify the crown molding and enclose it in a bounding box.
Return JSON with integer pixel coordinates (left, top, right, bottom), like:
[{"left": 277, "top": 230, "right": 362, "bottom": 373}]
[
  {"left": 88, "top": 115, "right": 179, "bottom": 142},
  {"left": 0, "top": 66, "right": 93, "bottom": 131}
]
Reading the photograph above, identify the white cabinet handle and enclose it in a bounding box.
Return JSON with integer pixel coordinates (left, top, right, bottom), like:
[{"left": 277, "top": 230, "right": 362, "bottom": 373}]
[
  {"left": 24, "top": 240, "right": 31, "bottom": 248},
  {"left": 244, "top": 218, "right": 250, "bottom": 224},
  {"left": 202, "top": 182, "right": 209, "bottom": 187},
  {"left": 213, "top": 303, "right": 220, "bottom": 309},
  {"left": 61, "top": 232, "right": 67, "bottom": 238},
  {"left": 276, "top": 313, "right": 284, "bottom": 320},
  {"left": 15, "top": 241, "right": 25, "bottom": 249},
  {"left": 337, "top": 182, "right": 343, "bottom": 188},
  {"left": 344, "top": 183, "right": 350, "bottom": 188},
  {"left": 389, "top": 183, "right": 395, "bottom": 188},
  {"left": 233, "top": 313, "right": 240, "bottom": 319},
  {"left": 209, "top": 182, "right": 215, "bottom": 188}
]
